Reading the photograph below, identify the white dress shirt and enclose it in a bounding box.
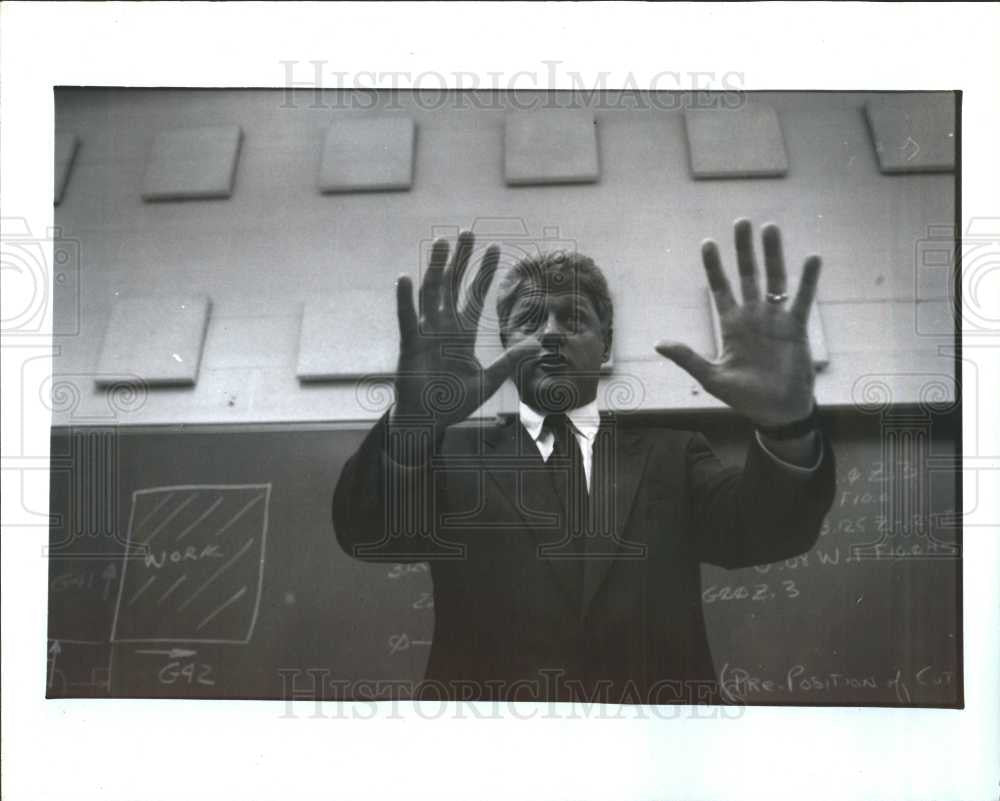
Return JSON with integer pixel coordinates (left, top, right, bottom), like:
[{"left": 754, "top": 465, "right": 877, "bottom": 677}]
[
  {"left": 519, "top": 400, "right": 601, "bottom": 492},
  {"left": 518, "top": 400, "right": 822, "bottom": 493}
]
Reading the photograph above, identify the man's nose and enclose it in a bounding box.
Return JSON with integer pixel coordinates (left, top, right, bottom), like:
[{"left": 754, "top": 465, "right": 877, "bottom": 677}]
[{"left": 539, "top": 313, "right": 566, "bottom": 348}]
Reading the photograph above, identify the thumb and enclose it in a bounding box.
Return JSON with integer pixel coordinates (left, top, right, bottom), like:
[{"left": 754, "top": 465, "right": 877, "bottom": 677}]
[
  {"left": 655, "top": 340, "right": 717, "bottom": 387},
  {"left": 483, "top": 337, "right": 542, "bottom": 398}
]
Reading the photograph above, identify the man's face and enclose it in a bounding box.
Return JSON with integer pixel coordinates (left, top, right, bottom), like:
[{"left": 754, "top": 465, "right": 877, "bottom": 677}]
[{"left": 504, "top": 283, "right": 610, "bottom": 412}]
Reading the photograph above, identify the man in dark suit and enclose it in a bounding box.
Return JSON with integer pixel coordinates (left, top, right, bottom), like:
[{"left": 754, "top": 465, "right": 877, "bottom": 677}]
[{"left": 333, "top": 219, "right": 835, "bottom": 704}]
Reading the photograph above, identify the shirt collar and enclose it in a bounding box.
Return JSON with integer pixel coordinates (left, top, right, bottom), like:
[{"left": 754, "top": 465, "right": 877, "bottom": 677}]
[{"left": 518, "top": 399, "right": 601, "bottom": 443}]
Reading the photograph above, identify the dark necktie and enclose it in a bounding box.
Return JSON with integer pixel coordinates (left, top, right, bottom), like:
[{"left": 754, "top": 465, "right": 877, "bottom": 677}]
[{"left": 543, "top": 414, "right": 590, "bottom": 602}]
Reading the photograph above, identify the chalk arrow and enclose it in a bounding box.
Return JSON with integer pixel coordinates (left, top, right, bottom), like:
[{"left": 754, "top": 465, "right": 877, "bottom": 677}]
[
  {"left": 47, "top": 640, "right": 62, "bottom": 688},
  {"left": 101, "top": 563, "right": 117, "bottom": 601},
  {"left": 135, "top": 648, "right": 197, "bottom": 659},
  {"left": 901, "top": 135, "right": 920, "bottom": 162}
]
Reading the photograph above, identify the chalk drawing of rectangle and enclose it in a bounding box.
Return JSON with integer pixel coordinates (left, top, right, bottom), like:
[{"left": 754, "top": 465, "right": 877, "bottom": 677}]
[
  {"left": 505, "top": 109, "right": 600, "bottom": 186},
  {"left": 297, "top": 292, "right": 396, "bottom": 380},
  {"left": 141, "top": 125, "right": 243, "bottom": 201},
  {"left": 684, "top": 104, "right": 788, "bottom": 178},
  {"left": 111, "top": 484, "right": 270, "bottom": 644},
  {"left": 54, "top": 132, "right": 79, "bottom": 205},
  {"left": 707, "top": 288, "right": 829, "bottom": 370},
  {"left": 95, "top": 295, "right": 211, "bottom": 387},
  {"left": 865, "top": 96, "right": 955, "bottom": 173},
  {"left": 319, "top": 116, "right": 415, "bottom": 192}
]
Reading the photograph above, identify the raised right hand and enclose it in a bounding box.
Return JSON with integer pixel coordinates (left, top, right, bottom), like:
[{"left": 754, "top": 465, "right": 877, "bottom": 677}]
[{"left": 392, "top": 230, "right": 541, "bottom": 437}]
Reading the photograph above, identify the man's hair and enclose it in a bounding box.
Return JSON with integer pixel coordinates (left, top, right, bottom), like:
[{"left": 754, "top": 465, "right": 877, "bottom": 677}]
[{"left": 495, "top": 250, "right": 614, "bottom": 348}]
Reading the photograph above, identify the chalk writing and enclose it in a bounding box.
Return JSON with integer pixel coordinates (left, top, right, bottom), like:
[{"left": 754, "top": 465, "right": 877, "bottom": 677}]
[
  {"left": 386, "top": 562, "right": 429, "bottom": 580},
  {"left": 111, "top": 484, "right": 271, "bottom": 645},
  {"left": 158, "top": 661, "right": 216, "bottom": 686},
  {"left": 703, "top": 579, "right": 799, "bottom": 604},
  {"left": 50, "top": 563, "right": 119, "bottom": 600},
  {"left": 143, "top": 543, "right": 224, "bottom": 569},
  {"left": 837, "top": 461, "right": 921, "bottom": 485},
  {"left": 719, "top": 661, "right": 957, "bottom": 703},
  {"left": 388, "top": 633, "right": 433, "bottom": 655}
]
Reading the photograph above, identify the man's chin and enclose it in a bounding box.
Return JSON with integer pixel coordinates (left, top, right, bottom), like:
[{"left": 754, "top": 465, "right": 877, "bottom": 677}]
[{"left": 520, "top": 375, "right": 590, "bottom": 413}]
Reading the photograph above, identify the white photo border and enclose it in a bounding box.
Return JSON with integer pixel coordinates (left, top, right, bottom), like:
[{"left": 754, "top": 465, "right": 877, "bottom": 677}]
[{"left": 2, "top": 3, "right": 998, "bottom": 801}]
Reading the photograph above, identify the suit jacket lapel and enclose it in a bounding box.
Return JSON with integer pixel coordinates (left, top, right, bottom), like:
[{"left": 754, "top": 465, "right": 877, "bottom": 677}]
[
  {"left": 580, "top": 415, "right": 651, "bottom": 618},
  {"left": 483, "top": 417, "right": 582, "bottom": 607}
]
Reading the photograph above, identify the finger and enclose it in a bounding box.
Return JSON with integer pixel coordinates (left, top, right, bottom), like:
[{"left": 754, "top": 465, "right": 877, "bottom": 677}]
[
  {"left": 734, "top": 218, "right": 760, "bottom": 304},
  {"left": 445, "top": 230, "right": 475, "bottom": 315},
  {"left": 791, "top": 254, "right": 822, "bottom": 321},
  {"left": 654, "top": 341, "right": 717, "bottom": 388},
  {"left": 419, "top": 238, "right": 449, "bottom": 320},
  {"left": 396, "top": 275, "right": 418, "bottom": 344},
  {"left": 761, "top": 223, "right": 788, "bottom": 298},
  {"left": 483, "top": 336, "right": 542, "bottom": 398},
  {"left": 701, "top": 239, "right": 736, "bottom": 314},
  {"left": 461, "top": 243, "right": 500, "bottom": 330}
]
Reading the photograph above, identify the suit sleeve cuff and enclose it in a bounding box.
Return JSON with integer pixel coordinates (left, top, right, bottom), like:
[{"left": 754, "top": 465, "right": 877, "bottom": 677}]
[
  {"left": 381, "top": 403, "right": 434, "bottom": 471},
  {"left": 755, "top": 430, "right": 824, "bottom": 474}
]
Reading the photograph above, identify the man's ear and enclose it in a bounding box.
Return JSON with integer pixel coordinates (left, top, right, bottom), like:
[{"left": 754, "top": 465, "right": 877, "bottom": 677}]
[{"left": 602, "top": 329, "right": 613, "bottom": 362}]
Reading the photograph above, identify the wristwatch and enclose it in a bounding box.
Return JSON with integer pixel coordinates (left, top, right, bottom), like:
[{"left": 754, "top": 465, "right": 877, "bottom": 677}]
[{"left": 756, "top": 401, "right": 820, "bottom": 440}]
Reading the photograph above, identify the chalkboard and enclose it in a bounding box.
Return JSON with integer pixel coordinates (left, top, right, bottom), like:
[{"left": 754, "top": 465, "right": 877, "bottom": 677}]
[{"left": 46, "top": 407, "right": 961, "bottom": 706}]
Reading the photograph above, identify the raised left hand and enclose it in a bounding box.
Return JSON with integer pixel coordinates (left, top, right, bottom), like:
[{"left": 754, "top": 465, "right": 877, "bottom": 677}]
[{"left": 656, "top": 218, "right": 821, "bottom": 427}]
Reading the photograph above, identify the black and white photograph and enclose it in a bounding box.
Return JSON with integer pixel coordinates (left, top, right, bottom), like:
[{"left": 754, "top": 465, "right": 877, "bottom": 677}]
[
  {"left": 2, "top": 4, "right": 998, "bottom": 801},
  {"left": 44, "top": 86, "right": 960, "bottom": 708}
]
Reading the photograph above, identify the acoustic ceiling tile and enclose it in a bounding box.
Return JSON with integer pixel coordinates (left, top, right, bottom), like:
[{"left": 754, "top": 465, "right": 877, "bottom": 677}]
[
  {"left": 684, "top": 103, "right": 788, "bottom": 179},
  {"left": 297, "top": 291, "right": 396, "bottom": 380},
  {"left": 95, "top": 295, "right": 211, "bottom": 386},
  {"left": 505, "top": 109, "right": 600, "bottom": 186},
  {"left": 54, "top": 132, "right": 79, "bottom": 205},
  {"left": 318, "top": 116, "right": 415, "bottom": 193},
  {"left": 141, "top": 125, "right": 243, "bottom": 201},
  {"left": 865, "top": 96, "right": 955, "bottom": 173}
]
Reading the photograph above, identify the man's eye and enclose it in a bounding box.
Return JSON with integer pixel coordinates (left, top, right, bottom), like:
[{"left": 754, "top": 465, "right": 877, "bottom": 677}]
[
  {"left": 561, "top": 312, "right": 584, "bottom": 332},
  {"left": 513, "top": 309, "right": 542, "bottom": 329}
]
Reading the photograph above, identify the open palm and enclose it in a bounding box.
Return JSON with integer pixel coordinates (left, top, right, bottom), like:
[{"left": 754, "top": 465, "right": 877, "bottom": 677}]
[
  {"left": 392, "top": 231, "right": 540, "bottom": 437},
  {"left": 656, "top": 219, "right": 821, "bottom": 427}
]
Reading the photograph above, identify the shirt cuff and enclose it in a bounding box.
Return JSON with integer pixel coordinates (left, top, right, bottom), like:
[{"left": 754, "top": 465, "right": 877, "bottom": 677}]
[{"left": 755, "top": 430, "right": 823, "bottom": 474}]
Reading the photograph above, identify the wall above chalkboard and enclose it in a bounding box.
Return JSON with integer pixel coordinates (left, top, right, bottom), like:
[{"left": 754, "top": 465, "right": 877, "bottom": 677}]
[{"left": 52, "top": 89, "right": 958, "bottom": 425}]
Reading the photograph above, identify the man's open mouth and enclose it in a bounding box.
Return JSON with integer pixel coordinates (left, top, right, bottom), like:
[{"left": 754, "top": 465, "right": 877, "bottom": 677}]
[{"left": 534, "top": 353, "right": 570, "bottom": 370}]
